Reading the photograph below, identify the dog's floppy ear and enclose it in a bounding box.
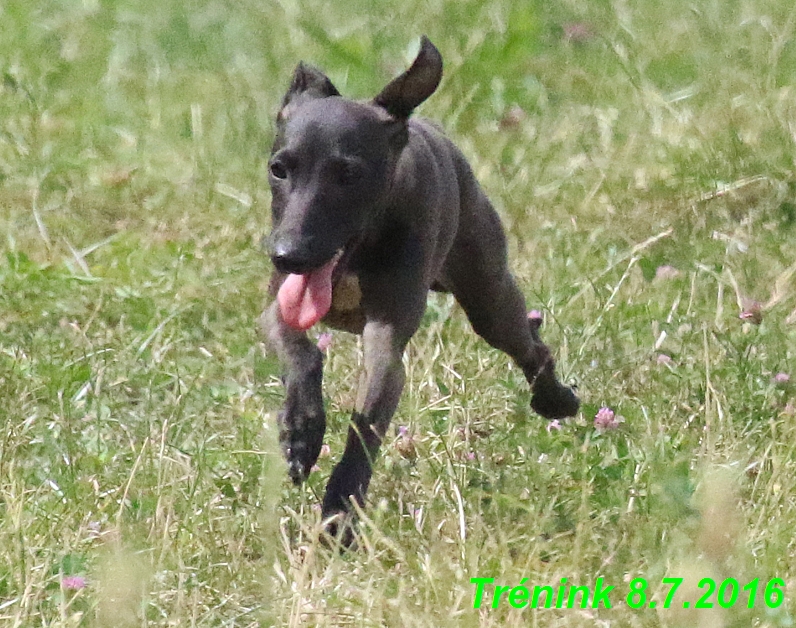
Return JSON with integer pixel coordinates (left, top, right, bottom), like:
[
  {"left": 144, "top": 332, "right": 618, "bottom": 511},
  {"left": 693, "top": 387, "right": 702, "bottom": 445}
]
[
  {"left": 279, "top": 62, "right": 341, "bottom": 120},
  {"left": 373, "top": 36, "right": 442, "bottom": 119}
]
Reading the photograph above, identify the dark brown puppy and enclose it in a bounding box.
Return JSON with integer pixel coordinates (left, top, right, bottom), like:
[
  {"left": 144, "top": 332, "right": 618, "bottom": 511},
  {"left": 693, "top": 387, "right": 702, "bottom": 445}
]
[{"left": 259, "top": 37, "right": 579, "bottom": 541}]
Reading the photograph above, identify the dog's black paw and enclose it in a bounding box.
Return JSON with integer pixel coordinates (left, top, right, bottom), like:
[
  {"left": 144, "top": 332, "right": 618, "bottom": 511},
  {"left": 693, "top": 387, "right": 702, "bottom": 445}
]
[
  {"left": 319, "top": 512, "right": 358, "bottom": 550},
  {"left": 319, "top": 455, "right": 372, "bottom": 547},
  {"left": 278, "top": 363, "right": 327, "bottom": 484},
  {"left": 322, "top": 463, "right": 367, "bottom": 514},
  {"left": 531, "top": 384, "right": 580, "bottom": 420},
  {"left": 531, "top": 362, "right": 580, "bottom": 420},
  {"left": 278, "top": 407, "right": 326, "bottom": 484},
  {"left": 283, "top": 431, "right": 325, "bottom": 485}
]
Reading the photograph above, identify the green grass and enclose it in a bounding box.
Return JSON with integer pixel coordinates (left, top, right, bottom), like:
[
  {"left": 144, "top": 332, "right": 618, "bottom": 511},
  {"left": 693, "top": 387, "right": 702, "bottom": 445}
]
[{"left": 1, "top": 0, "right": 796, "bottom": 625}]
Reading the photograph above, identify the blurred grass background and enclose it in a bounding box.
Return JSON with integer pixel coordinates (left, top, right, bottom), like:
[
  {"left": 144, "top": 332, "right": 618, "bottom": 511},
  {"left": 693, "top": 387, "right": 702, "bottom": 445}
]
[{"left": 1, "top": 0, "right": 796, "bottom": 626}]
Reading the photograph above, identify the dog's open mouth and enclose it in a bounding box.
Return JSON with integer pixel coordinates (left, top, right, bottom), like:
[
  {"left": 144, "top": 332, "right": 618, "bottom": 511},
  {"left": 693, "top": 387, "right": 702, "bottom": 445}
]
[{"left": 277, "top": 249, "right": 345, "bottom": 331}]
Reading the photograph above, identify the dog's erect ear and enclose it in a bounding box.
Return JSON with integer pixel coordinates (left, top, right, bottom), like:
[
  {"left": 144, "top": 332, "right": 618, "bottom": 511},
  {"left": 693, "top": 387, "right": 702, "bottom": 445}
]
[
  {"left": 279, "top": 62, "right": 341, "bottom": 120},
  {"left": 373, "top": 36, "right": 442, "bottom": 119}
]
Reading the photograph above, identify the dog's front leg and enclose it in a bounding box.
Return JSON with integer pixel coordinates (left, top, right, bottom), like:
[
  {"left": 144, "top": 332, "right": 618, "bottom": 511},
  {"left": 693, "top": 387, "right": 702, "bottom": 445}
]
[
  {"left": 321, "top": 319, "right": 409, "bottom": 526},
  {"left": 258, "top": 301, "right": 326, "bottom": 484}
]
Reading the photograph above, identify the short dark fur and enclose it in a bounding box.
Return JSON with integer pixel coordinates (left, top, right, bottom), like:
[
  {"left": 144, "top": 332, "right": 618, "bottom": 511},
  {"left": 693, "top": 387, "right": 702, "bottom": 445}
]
[{"left": 259, "top": 37, "right": 579, "bottom": 543}]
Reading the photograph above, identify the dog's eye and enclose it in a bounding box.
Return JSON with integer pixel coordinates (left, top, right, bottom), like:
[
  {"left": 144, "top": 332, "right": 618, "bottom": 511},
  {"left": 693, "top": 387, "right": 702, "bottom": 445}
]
[
  {"left": 269, "top": 161, "right": 288, "bottom": 180},
  {"left": 335, "top": 161, "right": 363, "bottom": 186}
]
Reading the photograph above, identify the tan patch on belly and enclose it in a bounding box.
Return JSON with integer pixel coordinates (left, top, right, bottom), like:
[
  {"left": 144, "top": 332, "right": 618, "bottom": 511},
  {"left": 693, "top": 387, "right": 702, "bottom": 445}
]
[
  {"left": 323, "top": 273, "right": 365, "bottom": 334},
  {"left": 331, "top": 274, "right": 362, "bottom": 311}
]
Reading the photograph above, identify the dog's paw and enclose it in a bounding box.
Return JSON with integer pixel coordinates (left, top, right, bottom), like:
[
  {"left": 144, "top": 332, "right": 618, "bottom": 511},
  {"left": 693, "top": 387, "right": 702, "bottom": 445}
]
[
  {"left": 278, "top": 407, "right": 326, "bottom": 484},
  {"left": 321, "top": 465, "right": 366, "bottom": 515},
  {"left": 531, "top": 363, "right": 580, "bottom": 420},
  {"left": 531, "top": 384, "right": 580, "bottom": 420},
  {"left": 319, "top": 511, "right": 358, "bottom": 550},
  {"left": 320, "top": 457, "right": 370, "bottom": 540}
]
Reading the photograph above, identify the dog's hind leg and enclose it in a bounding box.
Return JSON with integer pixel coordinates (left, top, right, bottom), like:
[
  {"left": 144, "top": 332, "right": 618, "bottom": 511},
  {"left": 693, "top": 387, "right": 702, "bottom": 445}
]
[
  {"left": 444, "top": 194, "right": 579, "bottom": 420},
  {"left": 258, "top": 301, "right": 327, "bottom": 484}
]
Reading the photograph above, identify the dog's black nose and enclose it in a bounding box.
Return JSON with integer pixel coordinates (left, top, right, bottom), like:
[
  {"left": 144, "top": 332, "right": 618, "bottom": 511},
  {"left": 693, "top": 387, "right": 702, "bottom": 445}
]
[{"left": 271, "top": 241, "right": 317, "bottom": 275}]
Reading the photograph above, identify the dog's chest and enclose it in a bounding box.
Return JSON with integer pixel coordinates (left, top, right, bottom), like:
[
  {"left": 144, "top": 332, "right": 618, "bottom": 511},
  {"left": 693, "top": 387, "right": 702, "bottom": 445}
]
[{"left": 324, "top": 273, "right": 365, "bottom": 333}]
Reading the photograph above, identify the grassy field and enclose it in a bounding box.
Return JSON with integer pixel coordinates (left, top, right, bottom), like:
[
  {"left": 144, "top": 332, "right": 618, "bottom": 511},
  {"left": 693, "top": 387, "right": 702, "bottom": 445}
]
[{"left": 1, "top": 0, "right": 796, "bottom": 625}]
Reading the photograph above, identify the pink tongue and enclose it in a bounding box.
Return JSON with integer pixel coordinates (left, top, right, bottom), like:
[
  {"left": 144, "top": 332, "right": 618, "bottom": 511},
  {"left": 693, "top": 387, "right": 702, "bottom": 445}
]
[{"left": 277, "top": 256, "right": 337, "bottom": 331}]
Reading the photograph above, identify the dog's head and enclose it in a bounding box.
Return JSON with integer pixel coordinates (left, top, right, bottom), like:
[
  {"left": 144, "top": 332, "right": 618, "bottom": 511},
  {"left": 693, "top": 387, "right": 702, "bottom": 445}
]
[{"left": 266, "top": 37, "right": 442, "bottom": 330}]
